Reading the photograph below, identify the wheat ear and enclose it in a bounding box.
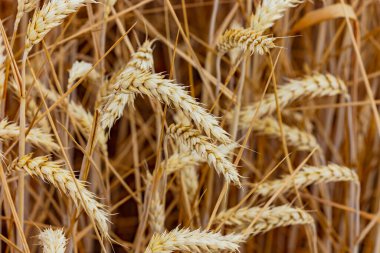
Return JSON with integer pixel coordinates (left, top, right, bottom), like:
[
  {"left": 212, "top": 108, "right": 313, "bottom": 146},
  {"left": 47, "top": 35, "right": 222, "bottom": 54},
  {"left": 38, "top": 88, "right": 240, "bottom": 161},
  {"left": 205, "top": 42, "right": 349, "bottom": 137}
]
[
  {"left": 215, "top": 205, "right": 313, "bottom": 236},
  {"left": 25, "top": 0, "right": 93, "bottom": 52},
  {"left": 68, "top": 60, "right": 100, "bottom": 85},
  {"left": 0, "top": 119, "right": 58, "bottom": 152},
  {"left": 252, "top": 0, "right": 304, "bottom": 32},
  {"left": 117, "top": 70, "right": 231, "bottom": 143},
  {"left": 99, "top": 40, "right": 154, "bottom": 131},
  {"left": 217, "top": 28, "right": 276, "bottom": 54},
  {"left": 38, "top": 227, "right": 67, "bottom": 253},
  {"left": 254, "top": 163, "right": 359, "bottom": 197},
  {"left": 146, "top": 172, "right": 165, "bottom": 234},
  {"left": 144, "top": 227, "right": 244, "bottom": 253},
  {"left": 237, "top": 73, "right": 348, "bottom": 121},
  {"left": 9, "top": 154, "right": 110, "bottom": 239},
  {"left": 167, "top": 124, "right": 240, "bottom": 186},
  {"left": 249, "top": 117, "right": 320, "bottom": 151},
  {"left": 15, "top": 0, "right": 39, "bottom": 31}
]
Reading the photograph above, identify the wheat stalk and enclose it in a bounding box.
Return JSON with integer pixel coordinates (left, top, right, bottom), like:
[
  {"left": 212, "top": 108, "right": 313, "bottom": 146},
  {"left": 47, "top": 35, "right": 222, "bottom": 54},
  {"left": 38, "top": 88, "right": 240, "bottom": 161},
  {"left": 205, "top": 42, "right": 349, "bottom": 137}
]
[
  {"left": 0, "top": 35, "right": 5, "bottom": 98},
  {"left": 167, "top": 124, "right": 240, "bottom": 186},
  {"left": 254, "top": 163, "right": 359, "bottom": 197},
  {"left": 38, "top": 227, "right": 67, "bottom": 253},
  {"left": 144, "top": 227, "right": 244, "bottom": 253},
  {"left": 0, "top": 119, "right": 58, "bottom": 152},
  {"left": 215, "top": 205, "right": 313, "bottom": 236},
  {"left": 249, "top": 117, "right": 320, "bottom": 151},
  {"left": 237, "top": 73, "right": 348, "bottom": 122},
  {"left": 25, "top": 0, "right": 93, "bottom": 52},
  {"left": 9, "top": 154, "right": 110, "bottom": 239},
  {"left": 252, "top": 0, "right": 304, "bottom": 32},
  {"left": 99, "top": 40, "right": 154, "bottom": 132},
  {"left": 217, "top": 28, "right": 276, "bottom": 54}
]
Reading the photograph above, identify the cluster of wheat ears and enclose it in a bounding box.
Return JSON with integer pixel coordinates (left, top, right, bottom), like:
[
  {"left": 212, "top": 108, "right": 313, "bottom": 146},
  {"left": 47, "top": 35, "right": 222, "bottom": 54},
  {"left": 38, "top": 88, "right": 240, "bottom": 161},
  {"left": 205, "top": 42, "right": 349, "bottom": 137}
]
[{"left": 0, "top": 0, "right": 378, "bottom": 252}]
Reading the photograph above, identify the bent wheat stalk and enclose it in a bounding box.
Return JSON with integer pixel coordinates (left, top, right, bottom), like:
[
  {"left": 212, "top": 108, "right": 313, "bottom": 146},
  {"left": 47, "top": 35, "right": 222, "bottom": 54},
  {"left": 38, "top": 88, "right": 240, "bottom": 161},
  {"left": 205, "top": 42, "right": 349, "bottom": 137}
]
[
  {"left": 144, "top": 227, "right": 244, "bottom": 253},
  {"left": 237, "top": 73, "right": 348, "bottom": 122},
  {"left": 254, "top": 163, "right": 359, "bottom": 197},
  {"left": 214, "top": 205, "right": 314, "bottom": 236},
  {"left": 167, "top": 124, "right": 240, "bottom": 186},
  {"left": 38, "top": 227, "right": 67, "bottom": 253},
  {"left": 9, "top": 154, "right": 110, "bottom": 239}
]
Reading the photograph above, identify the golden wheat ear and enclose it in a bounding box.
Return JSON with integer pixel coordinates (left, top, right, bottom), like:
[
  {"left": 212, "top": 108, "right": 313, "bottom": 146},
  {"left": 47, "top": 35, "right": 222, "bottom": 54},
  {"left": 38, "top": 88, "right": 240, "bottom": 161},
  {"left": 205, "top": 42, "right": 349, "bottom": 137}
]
[
  {"left": 144, "top": 227, "right": 244, "bottom": 253},
  {"left": 38, "top": 227, "right": 67, "bottom": 253}
]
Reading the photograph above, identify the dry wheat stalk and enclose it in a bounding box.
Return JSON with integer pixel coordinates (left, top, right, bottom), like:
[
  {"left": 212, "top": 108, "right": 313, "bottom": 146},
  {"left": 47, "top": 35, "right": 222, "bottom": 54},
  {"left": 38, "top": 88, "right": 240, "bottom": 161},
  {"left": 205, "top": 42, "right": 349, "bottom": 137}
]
[
  {"left": 167, "top": 124, "right": 240, "bottom": 186},
  {"left": 146, "top": 172, "right": 165, "bottom": 234},
  {"left": 25, "top": 0, "right": 92, "bottom": 52},
  {"left": 214, "top": 205, "right": 313, "bottom": 236},
  {"left": 249, "top": 117, "right": 319, "bottom": 151},
  {"left": 99, "top": 40, "right": 154, "bottom": 131},
  {"left": 0, "top": 35, "right": 5, "bottom": 98},
  {"left": 68, "top": 60, "right": 99, "bottom": 85},
  {"left": 116, "top": 70, "right": 231, "bottom": 143},
  {"left": 252, "top": 0, "right": 304, "bottom": 32},
  {"left": 237, "top": 73, "right": 348, "bottom": 122},
  {"left": 254, "top": 164, "right": 359, "bottom": 197},
  {"left": 0, "top": 119, "right": 58, "bottom": 152},
  {"left": 9, "top": 154, "right": 110, "bottom": 239},
  {"left": 144, "top": 227, "right": 244, "bottom": 253},
  {"left": 217, "top": 28, "right": 276, "bottom": 54},
  {"left": 38, "top": 227, "right": 67, "bottom": 253},
  {"left": 105, "top": 0, "right": 117, "bottom": 14}
]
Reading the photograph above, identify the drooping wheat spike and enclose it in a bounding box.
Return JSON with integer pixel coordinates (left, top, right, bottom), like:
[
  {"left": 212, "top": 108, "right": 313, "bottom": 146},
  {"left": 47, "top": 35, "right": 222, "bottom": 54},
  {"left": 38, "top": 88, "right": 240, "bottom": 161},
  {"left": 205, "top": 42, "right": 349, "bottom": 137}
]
[
  {"left": 99, "top": 40, "right": 154, "bottom": 132},
  {"left": 254, "top": 164, "right": 359, "bottom": 197},
  {"left": 9, "top": 154, "right": 110, "bottom": 239},
  {"left": 217, "top": 28, "right": 276, "bottom": 54},
  {"left": 25, "top": 0, "right": 93, "bottom": 52},
  {"left": 144, "top": 227, "right": 244, "bottom": 253},
  {"left": 237, "top": 73, "right": 348, "bottom": 122},
  {"left": 68, "top": 60, "right": 99, "bottom": 85},
  {"left": 248, "top": 117, "right": 320, "bottom": 151},
  {"left": 38, "top": 227, "right": 67, "bottom": 253},
  {"left": 146, "top": 172, "right": 165, "bottom": 234},
  {"left": 116, "top": 70, "right": 231, "bottom": 143},
  {"left": 0, "top": 119, "right": 58, "bottom": 152},
  {"left": 252, "top": 0, "right": 304, "bottom": 32},
  {"left": 214, "top": 205, "right": 314, "bottom": 236},
  {"left": 167, "top": 124, "right": 240, "bottom": 186},
  {"left": 15, "top": 0, "right": 39, "bottom": 31}
]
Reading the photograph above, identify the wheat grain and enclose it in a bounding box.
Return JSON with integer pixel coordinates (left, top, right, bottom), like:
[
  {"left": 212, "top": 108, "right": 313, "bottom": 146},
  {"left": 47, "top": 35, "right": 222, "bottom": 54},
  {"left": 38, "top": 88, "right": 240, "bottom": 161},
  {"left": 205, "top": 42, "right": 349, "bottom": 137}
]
[
  {"left": 249, "top": 117, "right": 320, "bottom": 151},
  {"left": 9, "top": 154, "right": 110, "bottom": 239},
  {"left": 252, "top": 0, "right": 304, "bottom": 32},
  {"left": 237, "top": 73, "right": 348, "bottom": 122},
  {"left": 214, "top": 205, "right": 313, "bottom": 236},
  {"left": 254, "top": 163, "right": 359, "bottom": 197},
  {"left": 99, "top": 40, "right": 154, "bottom": 131},
  {"left": 25, "top": 0, "right": 93, "bottom": 52},
  {"left": 0, "top": 119, "right": 58, "bottom": 152},
  {"left": 38, "top": 227, "right": 67, "bottom": 253},
  {"left": 167, "top": 124, "right": 240, "bottom": 186},
  {"left": 144, "top": 227, "right": 244, "bottom": 253},
  {"left": 217, "top": 28, "right": 276, "bottom": 54}
]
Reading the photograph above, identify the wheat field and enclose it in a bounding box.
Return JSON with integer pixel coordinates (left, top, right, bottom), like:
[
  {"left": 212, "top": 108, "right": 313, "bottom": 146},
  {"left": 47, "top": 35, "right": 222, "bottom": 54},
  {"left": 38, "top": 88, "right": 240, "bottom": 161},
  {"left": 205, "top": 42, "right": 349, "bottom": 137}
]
[{"left": 0, "top": 0, "right": 378, "bottom": 252}]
